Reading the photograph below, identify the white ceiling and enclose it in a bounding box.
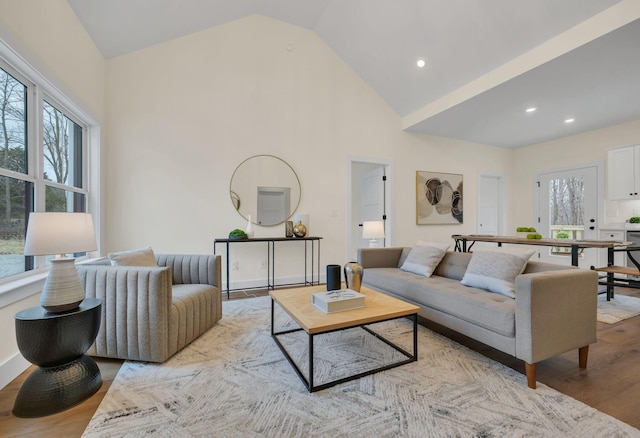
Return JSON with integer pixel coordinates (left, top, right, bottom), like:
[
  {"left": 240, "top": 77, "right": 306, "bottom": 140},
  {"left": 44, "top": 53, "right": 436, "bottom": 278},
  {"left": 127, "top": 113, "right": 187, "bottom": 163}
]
[{"left": 67, "top": 0, "right": 640, "bottom": 148}]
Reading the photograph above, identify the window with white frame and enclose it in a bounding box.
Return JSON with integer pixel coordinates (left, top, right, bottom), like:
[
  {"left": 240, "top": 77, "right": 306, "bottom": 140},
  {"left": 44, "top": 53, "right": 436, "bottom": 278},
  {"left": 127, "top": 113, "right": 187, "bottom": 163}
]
[{"left": 0, "top": 59, "right": 91, "bottom": 282}]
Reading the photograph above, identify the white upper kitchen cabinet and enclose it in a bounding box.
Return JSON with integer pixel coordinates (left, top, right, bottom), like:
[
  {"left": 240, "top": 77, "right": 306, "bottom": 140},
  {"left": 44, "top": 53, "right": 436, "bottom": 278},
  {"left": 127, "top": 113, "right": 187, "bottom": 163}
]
[{"left": 608, "top": 145, "right": 640, "bottom": 200}]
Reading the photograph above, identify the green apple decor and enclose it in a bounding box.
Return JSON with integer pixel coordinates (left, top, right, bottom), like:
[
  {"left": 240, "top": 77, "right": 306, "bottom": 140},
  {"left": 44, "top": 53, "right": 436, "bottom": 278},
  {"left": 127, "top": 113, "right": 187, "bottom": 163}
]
[{"left": 517, "top": 227, "right": 539, "bottom": 238}]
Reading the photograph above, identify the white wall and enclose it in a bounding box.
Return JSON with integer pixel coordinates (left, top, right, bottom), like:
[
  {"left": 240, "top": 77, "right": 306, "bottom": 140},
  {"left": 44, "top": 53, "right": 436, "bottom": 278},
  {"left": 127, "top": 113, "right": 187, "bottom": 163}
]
[
  {"left": 0, "top": 0, "right": 105, "bottom": 119},
  {"left": 104, "top": 15, "right": 514, "bottom": 284},
  {"left": 0, "top": 0, "right": 105, "bottom": 388}
]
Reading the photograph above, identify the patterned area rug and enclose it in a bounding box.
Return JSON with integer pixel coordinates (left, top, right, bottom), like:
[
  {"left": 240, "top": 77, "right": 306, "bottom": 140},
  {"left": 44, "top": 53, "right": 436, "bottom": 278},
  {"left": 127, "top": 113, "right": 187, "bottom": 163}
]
[
  {"left": 83, "top": 296, "right": 638, "bottom": 437},
  {"left": 597, "top": 293, "right": 640, "bottom": 324}
]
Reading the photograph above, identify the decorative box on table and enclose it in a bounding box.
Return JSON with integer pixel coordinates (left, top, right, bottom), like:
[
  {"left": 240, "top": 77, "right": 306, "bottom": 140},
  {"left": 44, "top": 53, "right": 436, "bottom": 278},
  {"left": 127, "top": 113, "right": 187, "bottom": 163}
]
[{"left": 312, "top": 289, "right": 365, "bottom": 313}]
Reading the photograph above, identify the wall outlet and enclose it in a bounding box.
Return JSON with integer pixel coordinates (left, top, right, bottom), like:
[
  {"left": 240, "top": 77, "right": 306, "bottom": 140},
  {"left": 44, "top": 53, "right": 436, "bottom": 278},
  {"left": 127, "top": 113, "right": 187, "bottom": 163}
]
[
  {"left": 231, "top": 261, "right": 239, "bottom": 271},
  {"left": 260, "top": 260, "right": 267, "bottom": 269}
]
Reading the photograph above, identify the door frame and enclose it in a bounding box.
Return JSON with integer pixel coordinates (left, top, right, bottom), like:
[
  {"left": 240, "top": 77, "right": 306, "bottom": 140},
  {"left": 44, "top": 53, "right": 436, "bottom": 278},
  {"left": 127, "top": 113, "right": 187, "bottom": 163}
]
[
  {"left": 347, "top": 156, "right": 393, "bottom": 262},
  {"left": 534, "top": 161, "right": 604, "bottom": 266}
]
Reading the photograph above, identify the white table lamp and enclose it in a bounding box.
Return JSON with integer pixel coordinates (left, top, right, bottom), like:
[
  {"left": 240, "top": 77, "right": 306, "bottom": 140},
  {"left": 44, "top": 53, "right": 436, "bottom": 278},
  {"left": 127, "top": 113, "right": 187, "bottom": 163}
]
[
  {"left": 362, "top": 221, "right": 385, "bottom": 247},
  {"left": 24, "top": 212, "right": 97, "bottom": 313}
]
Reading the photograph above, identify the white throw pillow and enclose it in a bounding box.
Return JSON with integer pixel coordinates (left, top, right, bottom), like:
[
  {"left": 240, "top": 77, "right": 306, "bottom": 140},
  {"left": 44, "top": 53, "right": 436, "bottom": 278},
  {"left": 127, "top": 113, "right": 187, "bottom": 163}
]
[
  {"left": 400, "top": 241, "right": 450, "bottom": 277},
  {"left": 109, "top": 246, "right": 158, "bottom": 267},
  {"left": 461, "top": 246, "right": 535, "bottom": 298}
]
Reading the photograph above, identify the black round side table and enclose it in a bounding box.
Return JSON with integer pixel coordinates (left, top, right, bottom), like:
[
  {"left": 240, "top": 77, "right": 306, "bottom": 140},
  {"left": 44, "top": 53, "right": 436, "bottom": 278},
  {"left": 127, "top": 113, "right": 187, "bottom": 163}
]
[{"left": 13, "top": 298, "right": 103, "bottom": 418}]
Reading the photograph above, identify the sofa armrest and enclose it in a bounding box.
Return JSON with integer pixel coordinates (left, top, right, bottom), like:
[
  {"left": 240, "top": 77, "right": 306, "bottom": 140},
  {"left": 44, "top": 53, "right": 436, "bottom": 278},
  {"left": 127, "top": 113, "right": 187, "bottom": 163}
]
[
  {"left": 514, "top": 268, "right": 597, "bottom": 364},
  {"left": 77, "top": 264, "right": 173, "bottom": 362},
  {"left": 358, "top": 247, "right": 405, "bottom": 268},
  {"left": 156, "top": 254, "right": 221, "bottom": 287}
]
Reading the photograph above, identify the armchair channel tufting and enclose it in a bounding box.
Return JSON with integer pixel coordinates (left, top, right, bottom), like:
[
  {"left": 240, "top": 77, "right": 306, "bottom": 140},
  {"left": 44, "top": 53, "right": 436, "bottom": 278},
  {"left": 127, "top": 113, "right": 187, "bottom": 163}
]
[{"left": 77, "top": 254, "right": 222, "bottom": 362}]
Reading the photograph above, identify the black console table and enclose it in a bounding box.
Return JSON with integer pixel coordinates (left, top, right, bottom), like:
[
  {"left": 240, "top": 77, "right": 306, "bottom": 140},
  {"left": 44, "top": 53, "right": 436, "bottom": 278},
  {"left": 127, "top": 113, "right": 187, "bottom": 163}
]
[
  {"left": 214, "top": 236, "right": 322, "bottom": 297},
  {"left": 13, "top": 298, "right": 102, "bottom": 417}
]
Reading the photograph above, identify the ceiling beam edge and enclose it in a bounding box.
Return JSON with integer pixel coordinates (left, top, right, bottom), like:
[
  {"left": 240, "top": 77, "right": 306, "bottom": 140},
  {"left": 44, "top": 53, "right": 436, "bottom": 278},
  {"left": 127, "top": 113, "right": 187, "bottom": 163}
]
[{"left": 401, "top": 0, "right": 640, "bottom": 131}]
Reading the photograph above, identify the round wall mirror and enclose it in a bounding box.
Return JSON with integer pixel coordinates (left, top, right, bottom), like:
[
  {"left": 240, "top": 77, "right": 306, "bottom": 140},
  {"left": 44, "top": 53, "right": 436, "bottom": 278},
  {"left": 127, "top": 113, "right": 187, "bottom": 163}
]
[{"left": 229, "top": 155, "right": 301, "bottom": 226}]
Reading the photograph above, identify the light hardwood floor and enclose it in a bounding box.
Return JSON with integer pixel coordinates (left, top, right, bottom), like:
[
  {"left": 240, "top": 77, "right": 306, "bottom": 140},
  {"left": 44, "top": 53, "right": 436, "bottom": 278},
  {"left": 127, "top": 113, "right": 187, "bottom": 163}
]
[{"left": 1, "top": 288, "right": 639, "bottom": 437}]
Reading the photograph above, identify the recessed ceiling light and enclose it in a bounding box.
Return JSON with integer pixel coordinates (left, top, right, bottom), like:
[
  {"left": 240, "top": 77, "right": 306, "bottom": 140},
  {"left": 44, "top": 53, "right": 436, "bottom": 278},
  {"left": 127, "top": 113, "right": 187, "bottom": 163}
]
[
  {"left": 416, "top": 59, "right": 426, "bottom": 68},
  {"left": 564, "top": 118, "right": 575, "bottom": 123},
  {"left": 525, "top": 107, "right": 537, "bottom": 113}
]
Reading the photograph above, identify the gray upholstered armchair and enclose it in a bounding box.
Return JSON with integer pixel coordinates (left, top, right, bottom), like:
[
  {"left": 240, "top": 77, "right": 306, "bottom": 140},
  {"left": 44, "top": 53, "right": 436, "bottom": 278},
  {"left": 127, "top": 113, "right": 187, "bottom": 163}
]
[{"left": 77, "top": 254, "right": 222, "bottom": 362}]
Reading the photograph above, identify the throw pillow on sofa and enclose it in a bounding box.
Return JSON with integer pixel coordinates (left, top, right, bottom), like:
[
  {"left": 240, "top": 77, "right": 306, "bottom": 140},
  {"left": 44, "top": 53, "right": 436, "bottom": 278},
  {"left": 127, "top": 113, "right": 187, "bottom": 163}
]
[
  {"left": 400, "top": 241, "right": 450, "bottom": 277},
  {"left": 460, "top": 246, "right": 535, "bottom": 298},
  {"left": 109, "top": 246, "right": 158, "bottom": 267}
]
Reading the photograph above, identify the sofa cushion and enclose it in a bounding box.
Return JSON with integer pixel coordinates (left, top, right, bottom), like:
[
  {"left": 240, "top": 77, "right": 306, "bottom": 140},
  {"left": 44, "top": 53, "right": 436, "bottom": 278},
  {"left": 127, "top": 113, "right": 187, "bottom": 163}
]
[
  {"left": 461, "top": 247, "right": 535, "bottom": 298},
  {"left": 432, "top": 251, "right": 472, "bottom": 281},
  {"left": 109, "top": 246, "right": 158, "bottom": 267},
  {"left": 170, "top": 284, "right": 219, "bottom": 353},
  {"left": 364, "top": 267, "right": 515, "bottom": 337},
  {"left": 398, "top": 247, "right": 412, "bottom": 267},
  {"left": 400, "top": 241, "right": 449, "bottom": 277}
]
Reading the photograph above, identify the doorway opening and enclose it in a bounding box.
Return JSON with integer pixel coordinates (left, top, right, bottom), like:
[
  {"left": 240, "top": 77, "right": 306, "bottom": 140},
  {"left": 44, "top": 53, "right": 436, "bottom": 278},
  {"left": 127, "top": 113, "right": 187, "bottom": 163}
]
[
  {"left": 348, "top": 158, "right": 392, "bottom": 262},
  {"left": 535, "top": 163, "right": 602, "bottom": 268}
]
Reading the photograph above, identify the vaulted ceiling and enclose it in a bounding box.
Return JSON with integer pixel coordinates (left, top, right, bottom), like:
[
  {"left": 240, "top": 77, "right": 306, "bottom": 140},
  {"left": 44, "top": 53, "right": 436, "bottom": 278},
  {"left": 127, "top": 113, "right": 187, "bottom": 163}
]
[{"left": 67, "top": 0, "right": 640, "bottom": 148}]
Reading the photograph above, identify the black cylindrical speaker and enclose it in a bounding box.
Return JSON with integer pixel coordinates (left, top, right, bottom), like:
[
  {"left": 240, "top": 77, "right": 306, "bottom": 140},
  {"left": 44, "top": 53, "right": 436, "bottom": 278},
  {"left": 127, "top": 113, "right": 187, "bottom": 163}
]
[{"left": 326, "top": 264, "right": 341, "bottom": 291}]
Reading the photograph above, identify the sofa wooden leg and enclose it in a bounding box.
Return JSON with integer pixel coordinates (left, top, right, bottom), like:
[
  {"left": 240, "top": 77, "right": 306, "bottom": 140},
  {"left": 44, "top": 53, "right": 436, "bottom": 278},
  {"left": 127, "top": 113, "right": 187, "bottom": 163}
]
[
  {"left": 579, "top": 345, "right": 589, "bottom": 369},
  {"left": 525, "top": 362, "right": 536, "bottom": 389}
]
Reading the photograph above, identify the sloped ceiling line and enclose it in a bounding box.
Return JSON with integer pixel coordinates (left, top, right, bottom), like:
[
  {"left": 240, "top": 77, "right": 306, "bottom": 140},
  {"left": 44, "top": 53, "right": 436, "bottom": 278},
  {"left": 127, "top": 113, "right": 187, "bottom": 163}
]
[{"left": 67, "top": 0, "right": 639, "bottom": 148}]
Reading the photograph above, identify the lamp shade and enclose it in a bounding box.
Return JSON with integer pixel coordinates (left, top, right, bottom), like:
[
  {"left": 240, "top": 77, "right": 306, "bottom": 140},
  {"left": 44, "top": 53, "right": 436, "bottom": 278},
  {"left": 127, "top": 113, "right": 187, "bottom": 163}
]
[
  {"left": 24, "top": 212, "right": 97, "bottom": 256},
  {"left": 362, "top": 221, "right": 385, "bottom": 240}
]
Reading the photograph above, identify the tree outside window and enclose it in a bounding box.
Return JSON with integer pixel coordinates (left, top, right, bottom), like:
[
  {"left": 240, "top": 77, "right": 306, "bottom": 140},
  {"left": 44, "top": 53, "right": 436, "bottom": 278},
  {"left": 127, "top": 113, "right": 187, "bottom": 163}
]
[
  {"left": 549, "top": 176, "right": 585, "bottom": 254},
  {"left": 1, "top": 65, "right": 86, "bottom": 280},
  {"left": 43, "top": 100, "right": 84, "bottom": 213},
  {"left": 0, "top": 67, "right": 28, "bottom": 279}
]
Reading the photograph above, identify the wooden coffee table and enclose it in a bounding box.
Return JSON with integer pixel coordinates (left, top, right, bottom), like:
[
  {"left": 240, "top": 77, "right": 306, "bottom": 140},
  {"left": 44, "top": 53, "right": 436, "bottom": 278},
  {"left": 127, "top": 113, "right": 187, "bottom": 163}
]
[{"left": 270, "top": 285, "right": 419, "bottom": 392}]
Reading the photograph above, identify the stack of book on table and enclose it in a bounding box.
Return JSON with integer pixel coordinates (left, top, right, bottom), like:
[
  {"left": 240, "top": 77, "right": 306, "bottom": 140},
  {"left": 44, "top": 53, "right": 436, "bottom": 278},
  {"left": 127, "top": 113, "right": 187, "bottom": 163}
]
[{"left": 312, "top": 289, "right": 365, "bottom": 313}]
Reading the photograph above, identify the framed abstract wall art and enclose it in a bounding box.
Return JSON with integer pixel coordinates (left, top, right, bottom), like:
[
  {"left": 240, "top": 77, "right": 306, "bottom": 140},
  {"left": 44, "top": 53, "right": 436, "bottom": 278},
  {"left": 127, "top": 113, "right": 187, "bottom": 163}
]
[{"left": 416, "top": 171, "right": 463, "bottom": 225}]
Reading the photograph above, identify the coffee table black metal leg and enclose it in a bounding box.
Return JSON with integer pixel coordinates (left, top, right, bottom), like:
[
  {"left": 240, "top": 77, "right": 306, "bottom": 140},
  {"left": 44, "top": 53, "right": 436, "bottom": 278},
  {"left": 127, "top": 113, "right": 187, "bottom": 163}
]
[
  {"left": 309, "top": 334, "right": 314, "bottom": 391},
  {"left": 271, "top": 300, "right": 311, "bottom": 390},
  {"left": 413, "top": 313, "right": 418, "bottom": 359}
]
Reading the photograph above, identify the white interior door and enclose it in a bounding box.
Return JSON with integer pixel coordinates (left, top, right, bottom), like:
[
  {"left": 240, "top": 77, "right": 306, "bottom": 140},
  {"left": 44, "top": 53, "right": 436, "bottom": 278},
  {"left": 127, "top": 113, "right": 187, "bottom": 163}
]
[
  {"left": 537, "top": 166, "right": 599, "bottom": 268},
  {"left": 360, "top": 167, "right": 385, "bottom": 248},
  {"left": 478, "top": 175, "right": 502, "bottom": 235}
]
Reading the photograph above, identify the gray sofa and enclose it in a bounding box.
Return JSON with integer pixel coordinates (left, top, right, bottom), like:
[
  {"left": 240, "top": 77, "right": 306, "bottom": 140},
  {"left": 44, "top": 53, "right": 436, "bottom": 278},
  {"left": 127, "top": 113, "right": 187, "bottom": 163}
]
[
  {"left": 77, "top": 254, "right": 222, "bottom": 362},
  {"left": 358, "top": 247, "right": 598, "bottom": 388}
]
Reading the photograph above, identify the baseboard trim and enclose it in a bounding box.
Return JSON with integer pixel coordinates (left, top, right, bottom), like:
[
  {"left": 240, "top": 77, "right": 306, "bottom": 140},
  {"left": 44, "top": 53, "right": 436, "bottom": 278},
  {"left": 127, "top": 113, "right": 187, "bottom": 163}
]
[
  {"left": 0, "top": 352, "right": 29, "bottom": 390},
  {"left": 228, "top": 274, "right": 327, "bottom": 291}
]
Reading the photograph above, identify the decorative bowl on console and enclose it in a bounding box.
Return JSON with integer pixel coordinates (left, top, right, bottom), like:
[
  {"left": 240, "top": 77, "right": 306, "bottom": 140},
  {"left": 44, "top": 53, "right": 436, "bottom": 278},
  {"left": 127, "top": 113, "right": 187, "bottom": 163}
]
[{"left": 228, "top": 229, "right": 248, "bottom": 240}]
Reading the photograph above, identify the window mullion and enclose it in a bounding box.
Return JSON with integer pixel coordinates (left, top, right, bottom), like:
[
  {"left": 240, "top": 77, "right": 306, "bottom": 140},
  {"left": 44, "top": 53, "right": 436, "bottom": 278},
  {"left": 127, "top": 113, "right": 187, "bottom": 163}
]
[
  {"left": 32, "top": 86, "right": 45, "bottom": 213},
  {"left": 44, "top": 180, "right": 88, "bottom": 195}
]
